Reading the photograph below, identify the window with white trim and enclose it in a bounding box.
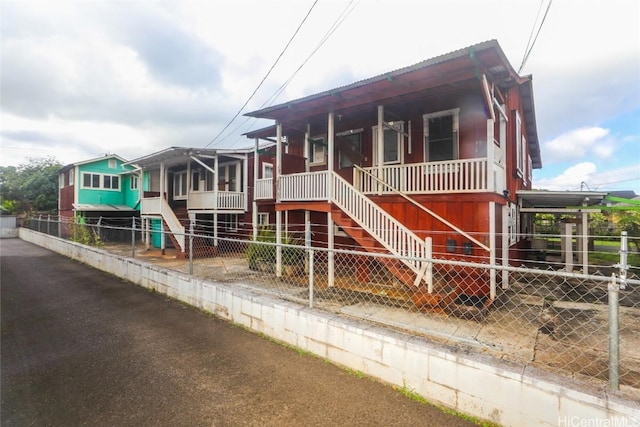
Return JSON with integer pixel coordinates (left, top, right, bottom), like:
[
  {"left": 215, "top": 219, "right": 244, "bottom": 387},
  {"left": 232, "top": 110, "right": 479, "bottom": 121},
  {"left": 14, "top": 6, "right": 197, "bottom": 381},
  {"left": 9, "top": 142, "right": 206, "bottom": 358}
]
[
  {"left": 130, "top": 175, "right": 139, "bottom": 190},
  {"left": 223, "top": 214, "right": 238, "bottom": 231},
  {"left": 338, "top": 129, "right": 362, "bottom": 169},
  {"left": 173, "top": 171, "right": 188, "bottom": 199},
  {"left": 521, "top": 136, "right": 527, "bottom": 184},
  {"left": 423, "top": 109, "right": 459, "bottom": 162},
  {"left": 218, "top": 162, "right": 241, "bottom": 191},
  {"left": 103, "top": 175, "right": 119, "bottom": 190},
  {"left": 257, "top": 212, "right": 270, "bottom": 227},
  {"left": 81, "top": 172, "right": 119, "bottom": 190},
  {"left": 309, "top": 136, "right": 326, "bottom": 165},
  {"left": 373, "top": 121, "right": 404, "bottom": 165},
  {"left": 69, "top": 169, "right": 74, "bottom": 186},
  {"left": 262, "top": 162, "right": 273, "bottom": 179},
  {"left": 515, "top": 111, "right": 524, "bottom": 178},
  {"left": 108, "top": 159, "right": 117, "bottom": 168},
  {"left": 59, "top": 174, "right": 64, "bottom": 188}
]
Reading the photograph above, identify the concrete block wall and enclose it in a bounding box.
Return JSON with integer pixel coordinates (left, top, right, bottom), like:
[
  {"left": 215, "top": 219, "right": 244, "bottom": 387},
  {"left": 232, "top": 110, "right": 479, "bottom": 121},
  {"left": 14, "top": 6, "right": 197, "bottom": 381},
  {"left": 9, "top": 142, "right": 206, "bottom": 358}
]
[{"left": 19, "top": 228, "right": 640, "bottom": 427}]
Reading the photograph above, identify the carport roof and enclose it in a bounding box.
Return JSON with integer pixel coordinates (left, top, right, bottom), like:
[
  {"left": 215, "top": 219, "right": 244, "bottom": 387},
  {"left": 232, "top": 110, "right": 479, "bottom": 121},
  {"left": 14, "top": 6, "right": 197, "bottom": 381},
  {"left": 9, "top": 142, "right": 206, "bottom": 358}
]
[{"left": 517, "top": 190, "right": 608, "bottom": 212}]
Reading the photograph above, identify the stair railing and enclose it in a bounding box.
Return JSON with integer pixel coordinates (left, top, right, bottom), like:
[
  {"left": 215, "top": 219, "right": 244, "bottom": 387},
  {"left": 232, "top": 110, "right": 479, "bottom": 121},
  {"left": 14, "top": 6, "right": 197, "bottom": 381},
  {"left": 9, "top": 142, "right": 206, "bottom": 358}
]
[
  {"left": 160, "top": 197, "right": 185, "bottom": 251},
  {"left": 353, "top": 165, "right": 489, "bottom": 252},
  {"left": 332, "top": 172, "right": 430, "bottom": 286}
]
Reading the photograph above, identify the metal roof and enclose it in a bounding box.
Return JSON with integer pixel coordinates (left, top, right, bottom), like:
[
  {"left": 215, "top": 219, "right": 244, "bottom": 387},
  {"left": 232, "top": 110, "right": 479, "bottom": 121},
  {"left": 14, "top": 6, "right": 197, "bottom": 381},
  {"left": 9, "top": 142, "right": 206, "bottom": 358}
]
[
  {"left": 517, "top": 190, "right": 608, "bottom": 210},
  {"left": 73, "top": 204, "right": 137, "bottom": 212},
  {"left": 244, "top": 40, "right": 541, "bottom": 169},
  {"left": 126, "top": 146, "right": 253, "bottom": 167}
]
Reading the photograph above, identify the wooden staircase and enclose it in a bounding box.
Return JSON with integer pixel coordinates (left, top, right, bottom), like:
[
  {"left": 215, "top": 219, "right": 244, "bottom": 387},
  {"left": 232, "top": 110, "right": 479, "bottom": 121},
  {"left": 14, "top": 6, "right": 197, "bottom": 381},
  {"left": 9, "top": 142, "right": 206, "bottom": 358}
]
[{"left": 163, "top": 207, "right": 217, "bottom": 259}]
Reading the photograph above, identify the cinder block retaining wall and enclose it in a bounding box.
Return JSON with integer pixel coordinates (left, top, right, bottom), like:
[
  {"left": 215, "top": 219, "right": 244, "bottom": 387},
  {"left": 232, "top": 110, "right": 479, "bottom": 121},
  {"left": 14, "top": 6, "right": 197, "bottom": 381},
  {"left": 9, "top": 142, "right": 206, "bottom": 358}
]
[{"left": 19, "top": 229, "right": 639, "bottom": 427}]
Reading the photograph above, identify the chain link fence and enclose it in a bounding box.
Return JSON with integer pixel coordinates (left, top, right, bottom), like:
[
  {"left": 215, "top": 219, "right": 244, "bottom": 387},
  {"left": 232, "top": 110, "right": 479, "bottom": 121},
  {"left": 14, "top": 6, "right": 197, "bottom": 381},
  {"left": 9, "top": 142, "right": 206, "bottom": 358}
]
[{"left": 25, "top": 215, "right": 640, "bottom": 396}]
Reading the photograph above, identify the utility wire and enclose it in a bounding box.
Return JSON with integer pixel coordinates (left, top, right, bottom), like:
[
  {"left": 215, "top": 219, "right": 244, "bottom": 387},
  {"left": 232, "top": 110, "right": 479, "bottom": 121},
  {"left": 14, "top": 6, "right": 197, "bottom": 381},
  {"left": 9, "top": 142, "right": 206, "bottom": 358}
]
[
  {"left": 518, "top": 0, "right": 553, "bottom": 74},
  {"left": 212, "top": 0, "right": 360, "bottom": 149},
  {"left": 204, "top": 0, "right": 319, "bottom": 148}
]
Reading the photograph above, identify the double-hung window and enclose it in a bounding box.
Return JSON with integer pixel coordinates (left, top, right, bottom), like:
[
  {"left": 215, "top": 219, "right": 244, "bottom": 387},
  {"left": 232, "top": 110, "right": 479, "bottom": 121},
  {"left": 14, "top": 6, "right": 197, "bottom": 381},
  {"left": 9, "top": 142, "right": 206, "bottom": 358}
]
[
  {"left": 173, "top": 171, "right": 188, "bottom": 199},
  {"left": 309, "top": 136, "right": 326, "bottom": 165},
  {"left": 373, "top": 122, "right": 403, "bottom": 165},
  {"left": 82, "top": 173, "right": 101, "bottom": 189},
  {"left": 423, "top": 109, "right": 459, "bottom": 162},
  {"left": 103, "top": 175, "right": 119, "bottom": 190}
]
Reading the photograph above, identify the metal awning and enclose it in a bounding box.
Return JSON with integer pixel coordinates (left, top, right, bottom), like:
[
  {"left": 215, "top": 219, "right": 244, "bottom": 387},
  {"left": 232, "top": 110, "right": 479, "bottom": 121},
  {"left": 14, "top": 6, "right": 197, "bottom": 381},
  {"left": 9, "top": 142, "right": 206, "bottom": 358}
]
[
  {"left": 73, "top": 204, "right": 137, "bottom": 212},
  {"left": 517, "top": 190, "right": 608, "bottom": 213}
]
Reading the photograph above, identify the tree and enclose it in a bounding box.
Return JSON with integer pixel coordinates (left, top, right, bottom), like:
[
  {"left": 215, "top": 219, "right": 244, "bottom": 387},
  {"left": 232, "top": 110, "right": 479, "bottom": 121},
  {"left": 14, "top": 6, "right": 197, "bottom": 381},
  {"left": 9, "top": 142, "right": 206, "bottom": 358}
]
[
  {"left": 0, "top": 157, "right": 63, "bottom": 214},
  {"left": 617, "top": 211, "right": 640, "bottom": 252}
]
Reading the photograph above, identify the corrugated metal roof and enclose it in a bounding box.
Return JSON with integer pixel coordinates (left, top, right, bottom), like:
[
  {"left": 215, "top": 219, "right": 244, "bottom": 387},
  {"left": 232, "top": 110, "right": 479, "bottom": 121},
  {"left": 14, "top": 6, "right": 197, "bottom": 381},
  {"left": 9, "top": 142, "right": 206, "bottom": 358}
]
[{"left": 73, "top": 204, "right": 136, "bottom": 212}]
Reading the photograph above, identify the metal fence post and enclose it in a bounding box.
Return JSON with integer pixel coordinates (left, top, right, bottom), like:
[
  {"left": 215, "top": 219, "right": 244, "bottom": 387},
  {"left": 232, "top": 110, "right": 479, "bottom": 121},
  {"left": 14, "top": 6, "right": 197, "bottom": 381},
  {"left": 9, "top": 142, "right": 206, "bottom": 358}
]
[
  {"left": 608, "top": 231, "right": 628, "bottom": 391},
  {"left": 47, "top": 214, "right": 51, "bottom": 235},
  {"left": 608, "top": 272, "right": 620, "bottom": 391},
  {"left": 308, "top": 249, "right": 314, "bottom": 308},
  {"left": 189, "top": 221, "right": 194, "bottom": 275},
  {"left": 131, "top": 217, "right": 136, "bottom": 259}
]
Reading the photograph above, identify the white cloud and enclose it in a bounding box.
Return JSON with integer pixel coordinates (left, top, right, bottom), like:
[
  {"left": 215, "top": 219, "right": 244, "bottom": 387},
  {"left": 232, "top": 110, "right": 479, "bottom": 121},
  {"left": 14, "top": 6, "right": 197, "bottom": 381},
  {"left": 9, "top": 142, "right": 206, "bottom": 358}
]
[
  {"left": 543, "top": 127, "right": 612, "bottom": 162},
  {"left": 534, "top": 163, "right": 640, "bottom": 192}
]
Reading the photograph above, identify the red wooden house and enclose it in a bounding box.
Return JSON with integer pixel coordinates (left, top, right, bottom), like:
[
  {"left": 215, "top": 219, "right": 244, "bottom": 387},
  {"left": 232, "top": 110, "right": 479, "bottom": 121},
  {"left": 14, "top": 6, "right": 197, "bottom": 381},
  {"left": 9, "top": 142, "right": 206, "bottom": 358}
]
[{"left": 244, "top": 40, "right": 541, "bottom": 310}]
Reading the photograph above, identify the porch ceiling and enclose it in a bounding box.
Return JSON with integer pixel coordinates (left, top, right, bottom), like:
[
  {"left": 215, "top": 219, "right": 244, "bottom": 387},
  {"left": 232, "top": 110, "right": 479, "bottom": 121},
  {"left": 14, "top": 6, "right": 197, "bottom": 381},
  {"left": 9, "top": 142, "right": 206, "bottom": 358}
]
[{"left": 127, "top": 146, "right": 250, "bottom": 168}]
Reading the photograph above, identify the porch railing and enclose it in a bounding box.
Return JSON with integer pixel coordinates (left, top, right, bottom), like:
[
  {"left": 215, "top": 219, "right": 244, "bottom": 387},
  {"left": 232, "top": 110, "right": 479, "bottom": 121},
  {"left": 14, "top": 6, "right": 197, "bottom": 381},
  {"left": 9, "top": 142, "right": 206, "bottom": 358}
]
[
  {"left": 280, "top": 171, "right": 328, "bottom": 201},
  {"left": 188, "top": 191, "right": 245, "bottom": 210},
  {"left": 356, "top": 158, "right": 488, "bottom": 194},
  {"left": 141, "top": 197, "right": 185, "bottom": 251},
  {"left": 255, "top": 178, "right": 273, "bottom": 200}
]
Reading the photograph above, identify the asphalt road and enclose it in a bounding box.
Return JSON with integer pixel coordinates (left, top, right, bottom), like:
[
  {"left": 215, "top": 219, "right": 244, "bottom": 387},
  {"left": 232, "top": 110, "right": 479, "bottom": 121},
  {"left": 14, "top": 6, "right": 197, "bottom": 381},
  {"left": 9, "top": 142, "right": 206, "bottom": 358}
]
[{"left": 1, "top": 239, "right": 477, "bottom": 426}]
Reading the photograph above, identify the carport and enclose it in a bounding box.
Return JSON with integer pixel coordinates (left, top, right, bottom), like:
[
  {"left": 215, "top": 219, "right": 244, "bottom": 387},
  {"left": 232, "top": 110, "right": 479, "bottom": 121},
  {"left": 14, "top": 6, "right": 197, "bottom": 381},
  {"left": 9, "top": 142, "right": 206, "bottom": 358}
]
[{"left": 518, "top": 190, "right": 608, "bottom": 274}]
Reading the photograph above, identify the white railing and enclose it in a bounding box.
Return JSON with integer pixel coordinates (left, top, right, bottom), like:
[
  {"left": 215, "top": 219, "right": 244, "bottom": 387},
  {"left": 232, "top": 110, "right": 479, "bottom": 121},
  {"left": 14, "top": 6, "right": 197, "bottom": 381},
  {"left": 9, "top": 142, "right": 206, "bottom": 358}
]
[
  {"left": 356, "top": 159, "right": 488, "bottom": 194},
  {"left": 141, "top": 196, "right": 185, "bottom": 251},
  {"left": 332, "top": 172, "right": 430, "bottom": 286},
  {"left": 141, "top": 197, "right": 161, "bottom": 215},
  {"left": 280, "top": 171, "right": 328, "bottom": 201},
  {"left": 255, "top": 178, "right": 273, "bottom": 200},
  {"left": 188, "top": 191, "right": 245, "bottom": 210}
]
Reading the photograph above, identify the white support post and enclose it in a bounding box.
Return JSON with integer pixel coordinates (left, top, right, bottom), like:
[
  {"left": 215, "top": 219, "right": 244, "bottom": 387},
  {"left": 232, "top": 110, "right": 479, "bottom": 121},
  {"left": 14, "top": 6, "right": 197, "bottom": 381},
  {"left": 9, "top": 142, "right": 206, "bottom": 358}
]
[
  {"left": 214, "top": 154, "right": 219, "bottom": 210},
  {"left": 276, "top": 123, "right": 282, "bottom": 203},
  {"left": 489, "top": 201, "right": 497, "bottom": 300},
  {"left": 304, "top": 124, "right": 310, "bottom": 173},
  {"left": 487, "top": 118, "right": 495, "bottom": 192},
  {"left": 305, "top": 210, "right": 311, "bottom": 273},
  {"left": 563, "top": 222, "right": 574, "bottom": 272},
  {"left": 327, "top": 211, "right": 335, "bottom": 288},
  {"left": 502, "top": 204, "right": 510, "bottom": 289},
  {"left": 327, "top": 111, "right": 334, "bottom": 202},
  {"left": 276, "top": 210, "right": 282, "bottom": 277},
  {"left": 582, "top": 212, "right": 589, "bottom": 274},
  {"left": 243, "top": 152, "right": 249, "bottom": 212},
  {"left": 377, "top": 105, "right": 384, "bottom": 195},
  {"left": 253, "top": 137, "right": 259, "bottom": 240},
  {"left": 160, "top": 161, "right": 165, "bottom": 200}
]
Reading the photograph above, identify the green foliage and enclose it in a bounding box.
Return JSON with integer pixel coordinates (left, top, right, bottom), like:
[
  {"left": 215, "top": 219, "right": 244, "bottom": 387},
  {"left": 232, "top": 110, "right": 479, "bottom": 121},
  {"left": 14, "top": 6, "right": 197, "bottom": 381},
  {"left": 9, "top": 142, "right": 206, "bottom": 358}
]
[
  {"left": 246, "top": 226, "right": 304, "bottom": 270},
  {"left": 69, "top": 216, "right": 103, "bottom": 247},
  {"left": 0, "top": 157, "right": 62, "bottom": 213},
  {"left": 617, "top": 211, "right": 640, "bottom": 251}
]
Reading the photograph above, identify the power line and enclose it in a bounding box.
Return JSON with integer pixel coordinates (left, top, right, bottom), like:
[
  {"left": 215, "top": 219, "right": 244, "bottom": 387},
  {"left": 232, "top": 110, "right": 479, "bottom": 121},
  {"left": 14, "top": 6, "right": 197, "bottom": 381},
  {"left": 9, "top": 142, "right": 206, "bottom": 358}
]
[
  {"left": 204, "top": 0, "right": 319, "bottom": 149},
  {"left": 518, "top": 0, "right": 553, "bottom": 74},
  {"left": 213, "top": 0, "right": 360, "bottom": 149}
]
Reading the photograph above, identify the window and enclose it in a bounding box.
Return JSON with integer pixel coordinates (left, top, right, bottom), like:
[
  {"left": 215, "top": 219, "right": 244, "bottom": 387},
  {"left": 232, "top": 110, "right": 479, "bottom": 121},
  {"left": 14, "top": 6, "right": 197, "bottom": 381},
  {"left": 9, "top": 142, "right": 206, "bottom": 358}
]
[
  {"left": 103, "top": 175, "right": 119, "bottom": 190},
  {"left": 82, "top": 173, "right": 101, "bottom": 189},
  {"left": 59, "top": 174, "right": 64, "bottom": 188},
  {"left": 262, "top": 162, "right": 273, "bottom": 179},
  {"left": 108, "top": 159, "right": 117, "bottom": 169},
  {"left": 192, "top": 170, "right": 200, "bottom": 191},
  {"left": 223, "top": 214, "right": 238, "bottom": 231},
  {"left": 205, "top": 170, "right": 215, "bottom": 192},
  {"left": 373, "top": 122, "right": 403, "bottom": 165},
  {"left": 515, "top": 111, "right": 524, "bottom": 177},
  {"left": 130, "top": 175, "right": 139, "bottom": 190},
  {"left": 423, "top": 109, "right": 459, "bottom": 162},
  {"left": 174, "top": 171, "right": 188, "bottom": 199},
  {"left": 218, "top": 163, "right": 241, "bottom": 191},
  {"left": 81, "top": 172, "right": 119, "bottom": 190},
  {"left": 338, "top": 129, "right": 362, "bottom": 169},
  {"left": 521, "top": 136, "right": 527, "bottom": 184},
  {"left": 69, "top": 169, "right": 74, "bottom": 186},
  {"left": 309, "top": 136, "right": 326, "bottom": 164},
  {"left": 258, "top": 213, "right": 270, "bottom": 226}
]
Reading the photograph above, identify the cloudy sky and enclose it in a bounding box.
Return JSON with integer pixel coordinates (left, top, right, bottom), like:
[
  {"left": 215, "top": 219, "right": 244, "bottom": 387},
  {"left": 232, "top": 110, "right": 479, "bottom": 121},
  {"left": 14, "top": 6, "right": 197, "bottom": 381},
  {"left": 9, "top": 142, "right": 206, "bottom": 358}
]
[{"left": 1, "top": 0, "right": 639, "bottom": 193}]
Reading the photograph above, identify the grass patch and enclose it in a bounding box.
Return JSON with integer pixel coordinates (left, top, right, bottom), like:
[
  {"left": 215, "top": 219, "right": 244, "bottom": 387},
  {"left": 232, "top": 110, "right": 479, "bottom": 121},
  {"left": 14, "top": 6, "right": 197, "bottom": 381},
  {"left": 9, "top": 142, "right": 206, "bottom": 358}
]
[{"left": 394, "top": 384, "right": 500, "bottom": 427}]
